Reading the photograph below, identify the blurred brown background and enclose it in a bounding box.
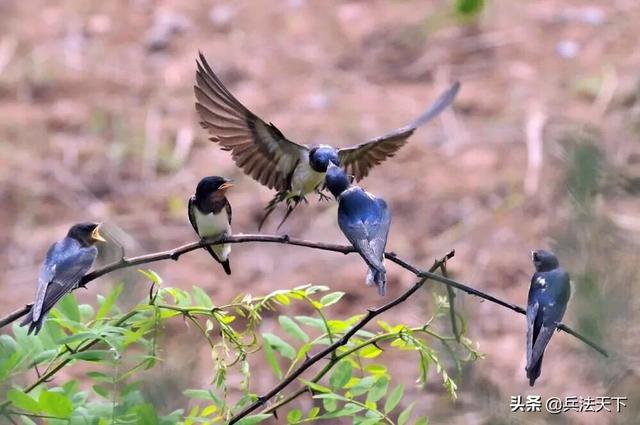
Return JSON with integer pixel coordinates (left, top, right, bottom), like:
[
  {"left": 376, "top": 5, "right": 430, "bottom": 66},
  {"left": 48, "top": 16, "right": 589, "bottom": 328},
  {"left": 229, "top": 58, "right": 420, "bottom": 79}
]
[{"left": 1, "top": 0, "right": 639, "bottom": 424}]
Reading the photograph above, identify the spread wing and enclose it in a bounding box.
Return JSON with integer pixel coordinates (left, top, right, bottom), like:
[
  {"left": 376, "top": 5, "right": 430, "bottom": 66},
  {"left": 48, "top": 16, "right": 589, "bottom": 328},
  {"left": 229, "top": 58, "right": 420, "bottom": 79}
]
[
  {"left": 338, "top": 81, "right": 460, "bottom": 181},
  {"left": 34, "top": 244, "right": 97, "bottom": 321},
  {"left": 194, "top": 52, "right": 308, "bottom": 191}
]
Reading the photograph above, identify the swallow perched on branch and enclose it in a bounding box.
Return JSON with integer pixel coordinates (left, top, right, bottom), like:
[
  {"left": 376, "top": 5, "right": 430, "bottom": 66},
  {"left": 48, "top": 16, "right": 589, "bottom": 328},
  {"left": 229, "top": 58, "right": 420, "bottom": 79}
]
[
  {"left": 20, "top": 222, "right": 105, "bottom": 335},
  {"left": 325, "top": 163, "right": 391, "bottom": 296},
  {"left": 526, "top": 249, "right": 571, "bottom": 386},
  {"left": 188, "top": 176, "right": 234, "bottom": 275},
  {"left": 194, "top": 52, "right": 459, "bottom": 229}
]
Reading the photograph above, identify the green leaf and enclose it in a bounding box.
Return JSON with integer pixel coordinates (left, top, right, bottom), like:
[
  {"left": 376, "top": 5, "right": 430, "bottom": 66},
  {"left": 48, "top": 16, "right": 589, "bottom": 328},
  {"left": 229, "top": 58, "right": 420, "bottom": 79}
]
[
  {"left": 455, "top": 0, "right": 485, "bottom": 17},
  {"left": 287, "top": 408, "right": 302, "bottom": 423},
  {"left": 358, "top": 344, "right": 383, "bottom": 359},
  {"left": 262, "top": 333, "right": 296, "bottom": 359},
  {"left": 183, "top": 389, "right": 216, "bottom": 401},
  {"left": 68, "top": 350, "right": 114, "bottom": 362},
  {"left": 320, "top": 403, "right": 364, "bottom": 418},
  {"left": 278, "top": 316, "right": 309, "bottom": 342},
  {"left": 263, "top": 337, "right": 282, "bottom": 379},
  {"left": 329, "top": 360, "right": 353, "bottom": 390},
  {"left": 87, "top": 371, "right": 112, "bottom": 382},
  {"left": 235, "top": 414, "right": 271, "bottom": 425},
  {"left": 56, "top": 294, "right": 80, "bottom": 322},
  {"left": 78, "top": 304, "right": 94, "bottom": 320},
  {"left": 294, "top": 315, "right": 326, "bottom": 330},
  {"left": 299, "top": 379, "right": 331, "bottom": 394},
  {"left": 7, "top": 389, "right": 40, "bottom": 414},
  {"left": 367, "top": 376, "right": 389, "bottom": 403},
  {"left": 384, "top": 384, "right": 404, "bottom": 413},
  {"left": 415, "top": 416, "right": 429, "bottom": 425},
  {"left": 138, "top": 269, "right": 163, "bottom": 285},
  {"left": 320, "top": 292, "right": 344, "bottom": 307},
  {"left": 192, "top": 286, "right": 213, "bottom": 308},
  {"left": 39, "top": 390, "right": 73, "bottom": 417},
  {"left": 359, "top": 418, "right": 383, "bottom": 425},
  {"left": 307, "top": 407, "right": 320, "bottom": 418},
  {"left": 96, "top": 284, "right": 123, "bottom": 320},
  {"left": 134, "top": 403, "right": 159, "bottom": 425},
  {"left": 398, "top": 402, "right": 415, "bottom": 425},
  {"left": 348, "top": 376, "right": 377, "bottom": 397},
  {"left": 92, "top": 384, "right": 110, "bottom": 398}
]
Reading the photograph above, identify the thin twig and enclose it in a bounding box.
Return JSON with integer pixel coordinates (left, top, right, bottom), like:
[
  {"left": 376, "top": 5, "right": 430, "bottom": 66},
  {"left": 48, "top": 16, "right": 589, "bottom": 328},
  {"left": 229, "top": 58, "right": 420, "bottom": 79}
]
[
  {"left": 440, "top": 259, "right": 460, "bottom": 342},
  {"left": 228, "top": 251, "right": 455, "bottom": 424},
  {"left": 0, "top": 234, "right": 608, "bottom": 359}
]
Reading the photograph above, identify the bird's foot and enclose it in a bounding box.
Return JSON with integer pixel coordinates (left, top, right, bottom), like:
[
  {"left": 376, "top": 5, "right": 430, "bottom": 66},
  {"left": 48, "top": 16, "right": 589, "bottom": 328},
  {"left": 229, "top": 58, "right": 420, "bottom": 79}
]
[{"left": 317, "top": 191, "right": 332, "bottom": 202}]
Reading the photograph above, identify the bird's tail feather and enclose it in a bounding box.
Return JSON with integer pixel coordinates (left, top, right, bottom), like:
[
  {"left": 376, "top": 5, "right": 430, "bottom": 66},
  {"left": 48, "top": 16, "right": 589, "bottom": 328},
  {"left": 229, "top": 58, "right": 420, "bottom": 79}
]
[
  {"left": 259, "top": 190, "right": 289, "bottom": 230},
  {"left": 526, "top": 353, "right": 544, "bottom": 386},
  {"left": 203, "top": 246, "right": 232, "bottom": 275},
  {"left": 20, "top": 310, "right": 45, "bottom": 335},
  {"left": 276, "top": 196, "right": 304, "bottom": 230},
  {"left": 366, "top": 266, "right": 387, "bottom": 296}
]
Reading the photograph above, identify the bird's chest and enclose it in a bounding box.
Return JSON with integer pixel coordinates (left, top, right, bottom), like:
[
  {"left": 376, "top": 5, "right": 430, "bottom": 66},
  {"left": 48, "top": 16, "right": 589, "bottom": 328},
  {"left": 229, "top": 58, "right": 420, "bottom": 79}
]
[
  {"left": 290, "top": 162, "right": 325, "bottom": 196},
  {"left": 194, "top": 208, "right": 230, "bottom": 237}
]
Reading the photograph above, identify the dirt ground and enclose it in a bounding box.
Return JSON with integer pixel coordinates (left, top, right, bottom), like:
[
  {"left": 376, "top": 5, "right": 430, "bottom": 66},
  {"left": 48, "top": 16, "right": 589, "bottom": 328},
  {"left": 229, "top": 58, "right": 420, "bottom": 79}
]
[{"left": 1, "top": 0, "right": 640, "bottom": 424}]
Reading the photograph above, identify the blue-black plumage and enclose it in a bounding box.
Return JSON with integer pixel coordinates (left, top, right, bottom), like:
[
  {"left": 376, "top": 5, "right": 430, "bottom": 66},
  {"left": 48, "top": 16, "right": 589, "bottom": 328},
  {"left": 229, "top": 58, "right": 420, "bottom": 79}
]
[
  {"left": 325, "top": 163, "right": 391, "bottom": 296},
  {"left": 20, "top": 222, "right": 105, "bottom": 335},
  {"left": 188, "top": 176, "right": 234, "bottom": 275},
  {"left": 525, "top": 250, "right": 571, "bottom": 386},
  {"left": 194, "top": 52, "right": 459, "bottom": 229}
]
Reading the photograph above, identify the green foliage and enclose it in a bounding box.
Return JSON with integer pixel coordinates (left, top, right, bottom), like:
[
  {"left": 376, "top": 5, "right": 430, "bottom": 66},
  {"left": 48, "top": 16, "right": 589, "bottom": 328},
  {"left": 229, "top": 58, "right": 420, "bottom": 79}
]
[
  {"left": 453, "top": 0, "right": 485, "bottom": 21},
  {"left": 0, "top": 273, "right": 480, "bottom": 424}
]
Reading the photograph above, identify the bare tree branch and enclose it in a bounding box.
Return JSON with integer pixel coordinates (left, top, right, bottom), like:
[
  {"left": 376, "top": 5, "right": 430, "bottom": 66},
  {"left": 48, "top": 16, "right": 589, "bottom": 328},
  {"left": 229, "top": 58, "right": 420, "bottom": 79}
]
[{"left": 0, "top": 233, "right": 608, "bottom": 359}]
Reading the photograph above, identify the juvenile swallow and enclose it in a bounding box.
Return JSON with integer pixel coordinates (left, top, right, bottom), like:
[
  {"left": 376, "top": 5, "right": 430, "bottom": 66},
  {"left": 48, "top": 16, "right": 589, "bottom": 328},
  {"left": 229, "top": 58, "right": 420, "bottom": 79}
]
[
  {"left": 20, "top": 222, "right": 105, "bottom": 335},
  {"left": 526, "top": 250, "right": 571, "bottom": 386},
  {"left": 325, "top": 163, "right": 390, "bottom": 296},
  {"left": 188, "top": 176, "right": 233, "bottom": 275},
  {"left": 194, "top": 52, "right": 459, "bottom": 229}
]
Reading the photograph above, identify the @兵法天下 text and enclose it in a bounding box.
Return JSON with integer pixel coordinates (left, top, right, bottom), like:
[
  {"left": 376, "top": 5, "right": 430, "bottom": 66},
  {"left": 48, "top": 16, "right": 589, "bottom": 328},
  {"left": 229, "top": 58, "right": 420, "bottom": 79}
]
[{"left": 510, "top": 395, "right": 627, "bottom": 414}]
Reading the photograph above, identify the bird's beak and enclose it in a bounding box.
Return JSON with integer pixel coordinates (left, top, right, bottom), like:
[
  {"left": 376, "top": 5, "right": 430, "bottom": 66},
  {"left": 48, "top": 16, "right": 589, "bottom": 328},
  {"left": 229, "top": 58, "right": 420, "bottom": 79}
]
[
  {"left": 91, "top": 225, "right": 107, "bottom": 242},
  {"left": 530, "top": 251, "right": 537, "bottom": 261},
  {"left": 219, "top": 181, "right": 234, "bottom": 192}
]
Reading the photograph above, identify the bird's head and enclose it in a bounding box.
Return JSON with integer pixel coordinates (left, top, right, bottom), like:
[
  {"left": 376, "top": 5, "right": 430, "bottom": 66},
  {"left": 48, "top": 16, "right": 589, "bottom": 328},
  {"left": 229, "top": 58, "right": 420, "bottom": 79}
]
[
  {"left": 531, "top": 249, "right": 559, "bottom": 272},
  {"left": 68, "top": 222, "right": 106, "bottom": 247},
  {"left": 195, "top": 176, "right": 234, "bottom": 203},
  {"left": 309, "top": 145, "right": 340, "bottom": 172},
  {"left": 325, "top": 163, "right": 352, "bottom": 198}
]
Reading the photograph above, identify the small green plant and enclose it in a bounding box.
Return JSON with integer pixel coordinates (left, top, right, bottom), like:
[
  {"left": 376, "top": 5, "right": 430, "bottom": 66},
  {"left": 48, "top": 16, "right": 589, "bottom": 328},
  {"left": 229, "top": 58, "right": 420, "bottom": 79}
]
[{"left": 0, "top": 267, "right": 479, "bottom": 424}]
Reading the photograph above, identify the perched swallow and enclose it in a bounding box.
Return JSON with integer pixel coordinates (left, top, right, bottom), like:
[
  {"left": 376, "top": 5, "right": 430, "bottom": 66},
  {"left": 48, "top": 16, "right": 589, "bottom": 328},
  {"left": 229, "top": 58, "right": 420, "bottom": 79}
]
[
  {"left": 194, "top": 52, "right": 459, "bottom": 229},
  {"left": 20, "top": 222, "right": 105, "bottom": 335},
  {"left": 525, "top": 250, "right": 571, "bottom": 386},
  {"left": 325, "top": 163, "right": 390, "bottom": 296},
  {"left": 188, "top": 176, "right": 234, "bottom": 275}
]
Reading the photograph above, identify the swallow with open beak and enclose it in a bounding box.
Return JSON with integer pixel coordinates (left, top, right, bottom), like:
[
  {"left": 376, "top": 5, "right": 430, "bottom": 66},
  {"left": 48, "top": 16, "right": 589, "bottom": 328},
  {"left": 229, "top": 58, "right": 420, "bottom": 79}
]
[
  {"left": 188, "top": 176, "right": 234, "bottom": 275},
  {"left": 526, "top": 249, "right": 571, "bottom": 386},
  {"left": 194, "top": 52, "right": 459, "bottom": 229},
  {"left": 20, "top": 222, "right": 105, "bottom": 335}
]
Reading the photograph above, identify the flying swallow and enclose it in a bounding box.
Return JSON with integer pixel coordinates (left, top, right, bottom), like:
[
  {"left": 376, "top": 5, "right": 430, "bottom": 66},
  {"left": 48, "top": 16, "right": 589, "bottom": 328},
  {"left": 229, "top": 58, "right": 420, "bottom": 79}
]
[
  {"left": 324, "top": 163, "right": 390, "bottom": 295},
  {"left": 194, "top": 52, "right": 459, "bottom": 229},
  {"left": 188, "top": 176, "right": 233, "bottom": 275},
  {"left": 20, "top": 222, "right": 105, "bottom": 335},
  {"left": 526, "top": 249, "right": 571, "bottom": 386}
]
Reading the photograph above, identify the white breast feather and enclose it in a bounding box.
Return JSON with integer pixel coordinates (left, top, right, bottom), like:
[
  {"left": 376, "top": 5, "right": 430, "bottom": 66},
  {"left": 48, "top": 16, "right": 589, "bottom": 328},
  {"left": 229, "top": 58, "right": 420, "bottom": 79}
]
[
  {"left": 290, "top": 157, "right": 325, "bottom": 196},
  {"left": 194, "top": 208, "right": 231, "bottom": 260}
]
